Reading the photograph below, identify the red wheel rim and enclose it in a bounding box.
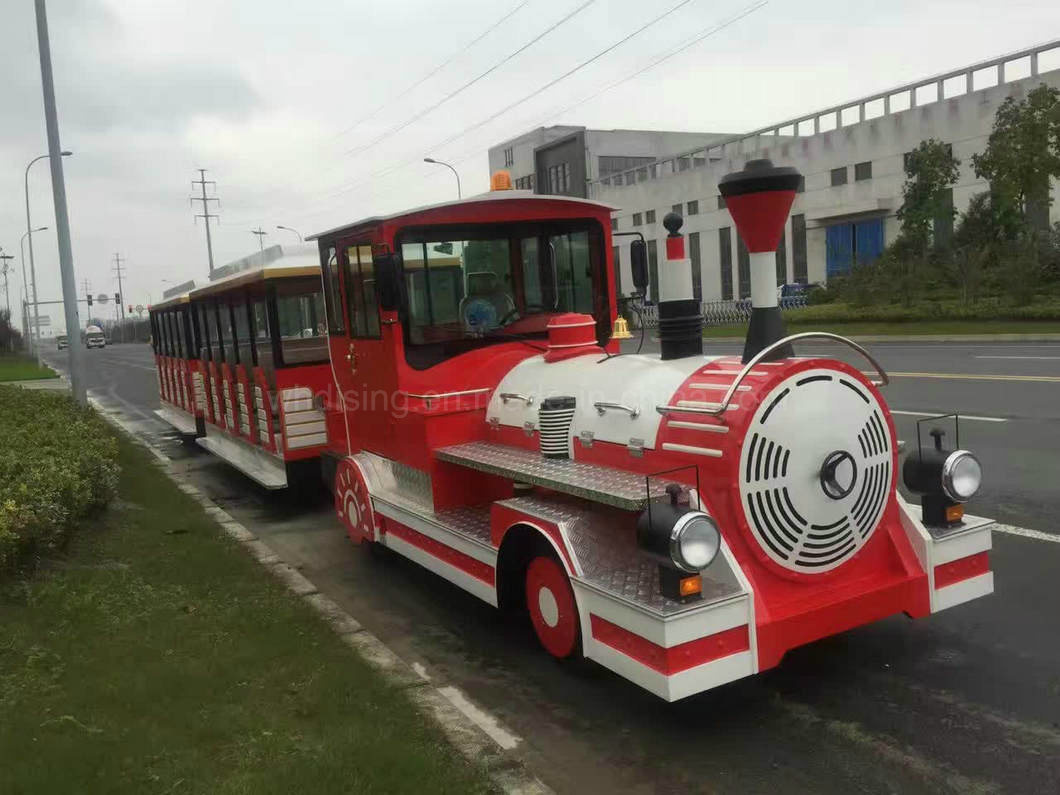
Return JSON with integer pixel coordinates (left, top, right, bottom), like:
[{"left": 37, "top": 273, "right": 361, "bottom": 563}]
[
  {"left": 335, "top": 459, "right": 375, "bottom": 543},
  {"left": 526, "top": 556, "right": 578, "bottom": 659}
]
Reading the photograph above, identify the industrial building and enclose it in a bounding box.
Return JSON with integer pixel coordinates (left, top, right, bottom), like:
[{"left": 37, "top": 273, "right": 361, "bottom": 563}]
[{"left": 487, "top": 40, "right": 1060, "bottom": 302}]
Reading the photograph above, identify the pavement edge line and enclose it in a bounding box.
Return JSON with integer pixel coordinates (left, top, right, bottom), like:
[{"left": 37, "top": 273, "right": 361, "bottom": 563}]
[{"left": 88, "top": 398, "right": 552, "bottom": 795}]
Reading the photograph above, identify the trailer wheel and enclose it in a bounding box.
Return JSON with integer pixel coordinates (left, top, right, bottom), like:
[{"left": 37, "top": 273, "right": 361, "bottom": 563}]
[{"left": 525, "top": 555, "right": 579, "bottom": 659}]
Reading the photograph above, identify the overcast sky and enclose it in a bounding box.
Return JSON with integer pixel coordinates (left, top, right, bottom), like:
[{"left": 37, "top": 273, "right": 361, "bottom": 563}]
[{"left": 2, "top": 0, "right": 1058, "bottom": 332}]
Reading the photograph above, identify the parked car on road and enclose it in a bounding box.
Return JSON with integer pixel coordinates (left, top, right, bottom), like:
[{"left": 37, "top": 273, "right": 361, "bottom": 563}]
[{"left": 56, "top": 335, "right": 68, "bottom": 350}]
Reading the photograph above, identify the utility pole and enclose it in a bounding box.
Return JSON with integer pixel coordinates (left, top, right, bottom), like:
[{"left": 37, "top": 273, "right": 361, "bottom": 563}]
[
  {"left": 34, "top": 0, "right": 85, "bottom": 403},
  {"left": 112, "top": 252, "right": 126, "bottom": 343},
  {"left": 250, "top": 227, "right": 267, "bottom": 252},
  {"left": 0, "top": 254, "right": 14, "bottom": 317},
  {"left": 190, "top": 169, "right": 219, "bottom": 278}
]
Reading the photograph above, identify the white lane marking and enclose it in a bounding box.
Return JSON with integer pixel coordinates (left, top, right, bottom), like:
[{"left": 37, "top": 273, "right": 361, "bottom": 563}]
[
  {"left": 994, "top": 524, "right": 1060, "bottom": 544},
  {"left": 975, "top": 355, "right": 1060, "bottom": 360},
  {"left": 436, "top": 686, "right": 521, "bottom": 750},
  {"left": 890, "top": 409, "right": 1007, "bottom": 423}
]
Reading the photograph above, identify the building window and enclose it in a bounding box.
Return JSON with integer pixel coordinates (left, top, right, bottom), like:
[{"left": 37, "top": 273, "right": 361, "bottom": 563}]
[
  {"left": 718, "top": 227, "right": 733, "bottom": 300},
  {"left": 792, "top": 214, "right": 807, "bottom": 283},
  {"left": 687, "top": 200, "right": 699, "bottom": 216},
  {"left": 831, "top": 167, "right": 848, "bottom": 187},
  {"left": 632, "top": 212, "right": 643, "bottom": 227},
  {"left": 647, "top": 240, "right": 659, "bottom": 303},
  {"left": 672, "top": 203, "right": 681, "bottom": 214},
  {"left": 737, "top": 237, "right": 750, "bottom": 299},
  {"left": 598, "top": 155, "right": 655, "bottom": 177},
  {"left": 775, "top": 224, "right": 787, "bottom": 286},
  {"left": 716, "top": 195, "right": 726, "bottom": 210},
  {"left": 515, "top": 175, "right": 535, "bottom": 190},
  {"left": 611, "top": 217, "right": 618, "bottom": 231},
  {"left": 504, "top": 147, "right": 514, "bottom": 168},
  {"left": 689, "top": 232, "right": 702, "bottom": 301},
  {"left": 855, "top": 161, "right": 872, "bottom": 181},
  {"left": 546, "top": 163, "right": 571, "bottom": 194},
  {"left": 796, "top": 175, "right": 805, "bottom": 193},
  {"left": 613, "top": 173, "right": 623, "bottom": 186},
  {"left": 645, "top": 210, "right": 656, "bottom": 224}
]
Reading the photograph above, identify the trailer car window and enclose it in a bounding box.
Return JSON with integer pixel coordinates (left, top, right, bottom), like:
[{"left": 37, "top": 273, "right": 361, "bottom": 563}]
[{"left": 274, "top": 278, "right": 328, "bottom": 365}]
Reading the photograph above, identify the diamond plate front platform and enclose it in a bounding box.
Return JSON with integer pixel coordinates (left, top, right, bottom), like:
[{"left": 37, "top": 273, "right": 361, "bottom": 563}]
[
  {"left": 498, "top": 494, "right": 744, "bottom": 616},
  {"left": 435, "top": 441, "right": 669, "bottom": 511}
]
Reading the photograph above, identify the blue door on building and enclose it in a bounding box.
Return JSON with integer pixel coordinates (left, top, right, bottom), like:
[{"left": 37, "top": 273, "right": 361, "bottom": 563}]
[
  {"left": 826, "top": 224, "right": 853, "bottom": 277},
  {"left": 826, "top": 218, "right": 884, "bottom": 276}
]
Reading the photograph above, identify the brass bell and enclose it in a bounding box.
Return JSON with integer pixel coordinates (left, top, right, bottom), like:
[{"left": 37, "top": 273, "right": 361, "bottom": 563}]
[{"left": 612, "top": 315, "right": 633, "bottom": 340}]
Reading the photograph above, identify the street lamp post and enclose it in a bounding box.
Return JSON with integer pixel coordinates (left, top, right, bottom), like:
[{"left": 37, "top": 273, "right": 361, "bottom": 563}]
[
  {"left": 424, "top": 157, "right": 461, "bottom": 199},
  {"left": 20, "top": 227, "right": 48, "bottom": 341},
  {"left": 34, "top": 0, "right": 84, "bottom": 403},
  {"left": 276, "top": 225, "right": 303, "bottom": 243},
  {"left": 24, "top": 149, "right": 70, "bottom": 354}
]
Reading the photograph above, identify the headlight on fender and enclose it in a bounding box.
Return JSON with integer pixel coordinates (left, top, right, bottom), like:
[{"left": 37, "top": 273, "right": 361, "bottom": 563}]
[
  {"left": 670, "top": 513, "right": 721, "bottom": 573},
  {"left": 942, "top": 451, "right": 982, "bottom": 502}
]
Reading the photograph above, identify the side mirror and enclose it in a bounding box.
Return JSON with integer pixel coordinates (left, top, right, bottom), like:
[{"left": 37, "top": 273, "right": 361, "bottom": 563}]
[
  {"left": 630, "top": 239, "right": 648, "bottom": 297},
  {"left": 373, "top": 253, "right": 401, "bottom": 311}
]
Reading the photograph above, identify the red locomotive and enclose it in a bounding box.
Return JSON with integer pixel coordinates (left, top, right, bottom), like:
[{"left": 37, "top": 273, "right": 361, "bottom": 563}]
[{"left": 218, "top": 162, "right": 992, "bottom": 701}]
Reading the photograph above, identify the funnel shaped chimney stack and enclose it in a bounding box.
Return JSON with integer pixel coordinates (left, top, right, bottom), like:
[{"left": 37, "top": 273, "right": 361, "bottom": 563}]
[{"left": 719, "top": 159, "right": 802, "bottom": 363}]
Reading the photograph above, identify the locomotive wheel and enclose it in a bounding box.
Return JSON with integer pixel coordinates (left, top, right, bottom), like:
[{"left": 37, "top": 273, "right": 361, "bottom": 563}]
[
  {"left": 334, "top": 458, "right": 376, "bottom": 544},
  {"left": 525, "top": 555, "right": 580, "bottom": 659}
]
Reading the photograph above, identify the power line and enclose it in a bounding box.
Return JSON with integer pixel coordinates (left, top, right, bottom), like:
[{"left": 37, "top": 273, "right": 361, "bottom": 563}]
[
  {"left": 252, "top": 0, "right": 767, "bottom": 229},
  {"left": 325, "top": 0, "right": 746, "bottom": 204},
  {"left": 342, "top": 0, "right": 596, "bottom": 158},
  {"left": 190, "top": 169, "right": 220, "bottom": 277},
  {"left": 334, "top": 0, "right": 531, "bottom": 141}
]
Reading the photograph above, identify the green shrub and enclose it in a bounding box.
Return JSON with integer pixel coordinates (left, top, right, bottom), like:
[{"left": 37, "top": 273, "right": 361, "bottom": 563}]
[{"left": 0, "top": 386, "right": 118, "bottom": 575}]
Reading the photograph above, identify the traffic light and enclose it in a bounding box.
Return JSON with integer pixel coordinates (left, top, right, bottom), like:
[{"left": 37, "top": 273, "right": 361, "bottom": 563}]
[
  {"left": 86, "top": 294, "right": 93, "bottom": 307},
  {"left": 128, "top": 305, "right": 133, "bottom": 314},
  {"left": 114, "top": 293, "right": 120, "bottom": 304}
]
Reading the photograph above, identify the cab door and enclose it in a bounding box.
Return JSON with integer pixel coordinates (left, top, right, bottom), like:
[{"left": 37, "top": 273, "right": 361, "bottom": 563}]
[{"left": 326, "top": 240, "right": 398, "bottom": 458}]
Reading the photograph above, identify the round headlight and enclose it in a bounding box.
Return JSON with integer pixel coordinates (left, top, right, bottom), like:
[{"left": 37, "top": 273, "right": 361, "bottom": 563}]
[
  {"left": 670, "top": 513, "right": 721, "bottom": 572},
  {"left": 942, "top": 450, "right": 981, "bottom": 502}
]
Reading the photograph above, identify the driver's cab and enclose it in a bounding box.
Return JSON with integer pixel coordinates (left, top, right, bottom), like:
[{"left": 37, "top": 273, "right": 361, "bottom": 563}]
[{"left": 311, "top": 190, "right": 617, "bottom": 471}]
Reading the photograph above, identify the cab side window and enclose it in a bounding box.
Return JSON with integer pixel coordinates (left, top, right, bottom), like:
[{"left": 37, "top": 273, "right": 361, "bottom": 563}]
[
  {"left": 321, "top": 245, "right": 345, "bottom": 336},
  {"left": 344, "top": 244, "right": 381, "bottom": 338}
]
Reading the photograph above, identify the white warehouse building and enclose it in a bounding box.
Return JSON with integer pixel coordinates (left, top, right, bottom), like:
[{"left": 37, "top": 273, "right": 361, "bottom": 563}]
[{"left": 487, "top": 40, "right": 1060, "bottom": 303}]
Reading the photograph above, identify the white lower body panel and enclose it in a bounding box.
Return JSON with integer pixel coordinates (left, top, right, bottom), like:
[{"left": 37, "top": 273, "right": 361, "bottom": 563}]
[
  {"left": 154, "top": 405, "right": 198, "bottom": 436},
  {"left": 196, "top": 427, "right": 288, "bottom": 489}
]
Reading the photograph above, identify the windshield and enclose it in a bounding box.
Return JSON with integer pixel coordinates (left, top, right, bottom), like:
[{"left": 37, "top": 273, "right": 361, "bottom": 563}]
[{"left": 397, "top": 220, "right": 607, "bottom": 369}]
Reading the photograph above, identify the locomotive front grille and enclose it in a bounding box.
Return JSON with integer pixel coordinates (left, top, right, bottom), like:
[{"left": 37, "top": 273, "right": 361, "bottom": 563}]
[
  {"left": 538, "top": 396, "right": 576, "bottom": 459},
  {"left": 738, "top": 368, "right": 893, "bottom": 574}
]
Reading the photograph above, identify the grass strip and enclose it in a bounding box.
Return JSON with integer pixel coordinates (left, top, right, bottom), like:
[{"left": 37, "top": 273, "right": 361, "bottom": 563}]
[
  {"left": 0, "top": 433, "right": 491, "bottom": 794},
  {"left": 0, "top": 354, "right": 57, "bottom": 382}
]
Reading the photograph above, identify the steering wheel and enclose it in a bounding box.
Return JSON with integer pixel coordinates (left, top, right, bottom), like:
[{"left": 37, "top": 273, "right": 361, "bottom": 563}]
[{"left": 499, "top": 304, "right": 546, "bottom": 326}]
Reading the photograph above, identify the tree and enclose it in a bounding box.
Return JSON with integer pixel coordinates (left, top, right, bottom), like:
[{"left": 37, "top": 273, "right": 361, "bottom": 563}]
[
  {"left": 897, "top": 139, "right": 961, "bottom": 250},
  {"left": 971, "top": 84, "right": 1060, "bottom": 228},
  {"left": 0, "top": 309, "right": 24, "bottom": 353}
]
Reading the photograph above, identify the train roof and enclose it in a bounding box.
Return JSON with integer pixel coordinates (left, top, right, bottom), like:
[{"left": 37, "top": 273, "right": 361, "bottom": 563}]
[
  {"left": 307, "top": 190, "right": 618, "bottom": 243},
  {"left": 189, "top": 248, "right": 320, "bottom": 300}
]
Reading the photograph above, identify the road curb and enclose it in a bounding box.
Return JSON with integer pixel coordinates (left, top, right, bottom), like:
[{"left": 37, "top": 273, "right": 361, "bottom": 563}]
[{"left": 90, "top": 399, "right": 552, "bottom": 795}]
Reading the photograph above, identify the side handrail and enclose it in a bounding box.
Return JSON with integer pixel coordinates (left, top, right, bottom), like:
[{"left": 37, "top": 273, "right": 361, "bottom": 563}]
[
  {"left": 656, "top": 332, "right": 889, "bottom": 418},
  {"left": 594, "top": 401, "right": 640, "bottom": 419},
  {"left": 500, "top": 392, "right": 534, "bottom": 406}
]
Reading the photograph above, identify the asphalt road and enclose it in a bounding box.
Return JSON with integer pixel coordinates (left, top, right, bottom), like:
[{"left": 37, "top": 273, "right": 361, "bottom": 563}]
[{"left": 41, "top": 341, "right": 1060, "bottom": 794}]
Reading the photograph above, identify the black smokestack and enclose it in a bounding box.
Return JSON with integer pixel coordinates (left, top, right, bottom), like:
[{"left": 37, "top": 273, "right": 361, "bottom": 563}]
[{"left": 657, "top": 212, "right": 703, "bottom": 361}]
